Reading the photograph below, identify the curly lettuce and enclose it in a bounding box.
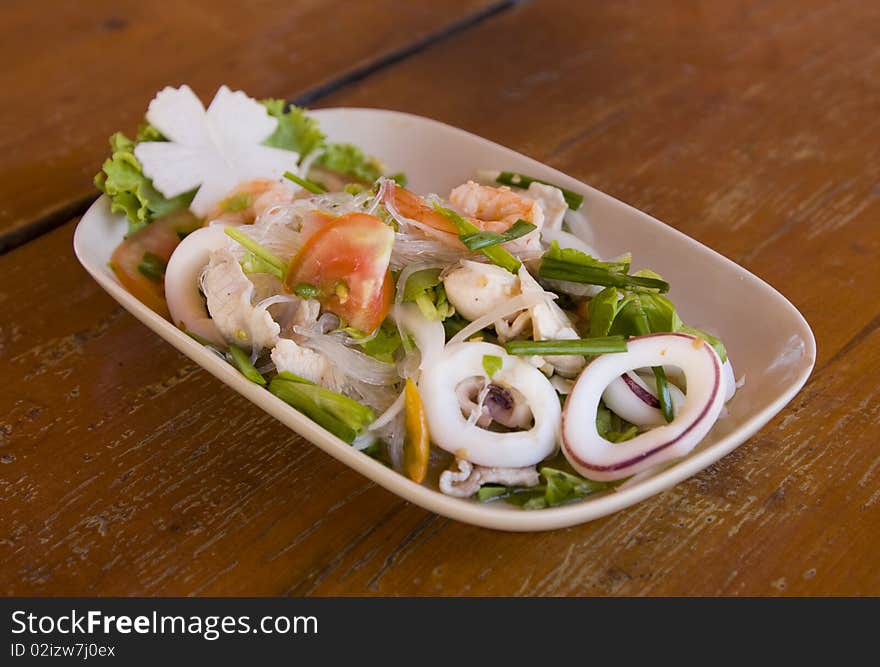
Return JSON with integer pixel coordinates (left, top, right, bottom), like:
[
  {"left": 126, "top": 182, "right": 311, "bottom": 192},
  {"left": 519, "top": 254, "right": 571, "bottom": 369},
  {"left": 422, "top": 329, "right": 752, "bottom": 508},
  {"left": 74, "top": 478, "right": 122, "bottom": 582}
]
[{"left": 94, "top": 129, "right": 193, "bottom": 236}]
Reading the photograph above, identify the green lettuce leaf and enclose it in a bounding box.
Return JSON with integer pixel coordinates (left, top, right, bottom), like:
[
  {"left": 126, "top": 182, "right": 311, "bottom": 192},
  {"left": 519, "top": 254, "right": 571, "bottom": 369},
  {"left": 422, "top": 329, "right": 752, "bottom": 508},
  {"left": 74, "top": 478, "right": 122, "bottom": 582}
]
[
  {"left": 544, "top": 241, "right": 631, "bottom": 273},
  {"left": 94, "top": 131, "right": 194, "bottom": 236},
  {"left": 359, "top": 319, "right": 403, "bottom": 363}
]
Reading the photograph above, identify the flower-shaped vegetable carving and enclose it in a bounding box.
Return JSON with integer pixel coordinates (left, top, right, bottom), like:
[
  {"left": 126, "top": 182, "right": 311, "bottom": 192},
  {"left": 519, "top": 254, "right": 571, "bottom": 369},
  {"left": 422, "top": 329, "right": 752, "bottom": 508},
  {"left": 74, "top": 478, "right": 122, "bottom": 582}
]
[{"left": 134, "top": 85, "right": 299, "bottom": 217}]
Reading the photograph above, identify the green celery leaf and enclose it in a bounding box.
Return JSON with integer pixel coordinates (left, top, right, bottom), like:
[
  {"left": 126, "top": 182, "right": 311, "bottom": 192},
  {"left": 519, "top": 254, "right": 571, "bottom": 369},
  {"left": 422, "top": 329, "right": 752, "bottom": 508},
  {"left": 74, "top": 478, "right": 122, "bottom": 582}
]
[
  {"left": 262, "top": 99, "right": 325, "bottom": 156},
  {"left": 544, "top": 241, "right": 631, "bottom": 273},
  {"left": 540, "top": 467, "right": 610, "bottom": 507},
  {"left": 680, "top": 325, "right": 728, "bottom": 362},
  {"left": 403, "top": 268, "right": 455, "bottom": 321},
  {"left": 588, "top": 287, "right": 621, "bottom": 337},
  {"left": 319, "top": 142, "right": 384, "bottom": 182}
]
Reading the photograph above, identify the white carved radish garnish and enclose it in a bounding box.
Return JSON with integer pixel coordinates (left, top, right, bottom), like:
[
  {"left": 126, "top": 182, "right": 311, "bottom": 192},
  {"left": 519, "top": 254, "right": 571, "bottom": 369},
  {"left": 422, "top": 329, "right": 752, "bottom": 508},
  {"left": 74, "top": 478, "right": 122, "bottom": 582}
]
[
  {"left": 562, "top": 333, "right": 726, "bottom": 481},
  {"left": 134, "top": 85, "right": 299, "bottom": 217}
]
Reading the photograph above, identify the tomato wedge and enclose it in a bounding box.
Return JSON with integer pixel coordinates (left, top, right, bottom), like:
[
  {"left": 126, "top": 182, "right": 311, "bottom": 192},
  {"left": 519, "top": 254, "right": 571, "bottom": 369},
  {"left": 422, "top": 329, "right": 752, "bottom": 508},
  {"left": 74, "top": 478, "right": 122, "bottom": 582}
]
[
  {"left": 285, "top": 212, "right": 394, "bottom": 333},
  {"left": 110, "top": 209, "right": 202, "bottom": 318}
]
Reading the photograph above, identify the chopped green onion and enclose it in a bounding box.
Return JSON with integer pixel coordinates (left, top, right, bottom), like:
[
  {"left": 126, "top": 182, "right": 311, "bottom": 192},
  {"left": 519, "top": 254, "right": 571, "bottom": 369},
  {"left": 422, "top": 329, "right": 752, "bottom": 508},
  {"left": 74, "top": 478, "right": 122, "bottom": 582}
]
[
  {"left": 137, "top": 252, "right": 166, "bottom": 283},
  {"left": 294, "top": 282, "right": 321, "bottom": 299},
  {"left": 228, "top": 344, "right": 266, "bottom": 386},
  {"left": 224, "top": 226, "right": 287, "bottom": 279},
  {"left": 269, "top": 372, "right": 375, "bottom": 444},
  {"left": 241, "top": 251, "right": 284, "bottom": 280},
  {"left": 185, "top": 330, "right": 219, "bottom": 348},
  {"left": 482, "top": 354, "right": 503, "bottom": 377},
  {"left": 459, "top": 219, "right": 536, "bottom": 251},
  {"left": 652, "top": 366, "right": 674, "bottom": 423},
  {"left": 477, "top": 485, "right": 508, "bottom": 502},
  {"left": 433, "top": 204, "right": 521, "bottom": 273},
  {"left": 539, "top": 260, "right": 669, "bottom": 292},
  {"left": 283, "top": 170, "right": 327, "bottom": 194},
  {"left": 504, "top": 336, "right": 627, "bottom": 356},
  {"left": 491, "top": 171, "right": 584, "bottom": 210}
]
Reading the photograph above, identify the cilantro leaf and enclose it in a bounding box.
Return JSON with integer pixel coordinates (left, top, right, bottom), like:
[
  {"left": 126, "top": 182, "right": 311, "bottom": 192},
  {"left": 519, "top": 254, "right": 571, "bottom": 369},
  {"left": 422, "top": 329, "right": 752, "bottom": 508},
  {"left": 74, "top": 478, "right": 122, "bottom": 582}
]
[{"left": 262, "top": 99, "right": 325, "bottom": 156}]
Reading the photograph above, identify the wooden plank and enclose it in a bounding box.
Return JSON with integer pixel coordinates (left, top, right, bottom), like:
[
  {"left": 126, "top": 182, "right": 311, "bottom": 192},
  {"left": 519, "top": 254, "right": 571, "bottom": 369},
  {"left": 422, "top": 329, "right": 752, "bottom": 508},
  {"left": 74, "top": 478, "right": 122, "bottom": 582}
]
[
  {"left": 0, "top": 0, "right": 508, "bottom": 250},
  {"left": 2, "top": 0, "right": 879, "bottom": 595}
]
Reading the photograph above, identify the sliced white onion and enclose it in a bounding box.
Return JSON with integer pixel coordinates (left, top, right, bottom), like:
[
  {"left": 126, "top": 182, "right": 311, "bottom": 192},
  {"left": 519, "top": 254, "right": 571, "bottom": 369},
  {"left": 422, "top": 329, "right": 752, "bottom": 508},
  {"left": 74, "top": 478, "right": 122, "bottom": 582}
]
[
  {"left": 562, "top": 334, "right": 725, "bottom": 481},
  {"left": 419, "top": 342, "right": 560, "bottom": 468},
  {"left": 603, "top": 370, "right": 687, "bottom": 427},
  {"left": 394, "top": 303, "right": 445, "bottom": 371},
  {"left": 368, "top": 387, "right": 406, "bottom": 431},
  {"left": 447, "top": 291, "right": 551, "bottom": 345},
  {"left": 164, "top": 226, "right": 229, "bottom": 345},
  {"left": 562, "top": 208, "right": 595, "bottom": 249}
]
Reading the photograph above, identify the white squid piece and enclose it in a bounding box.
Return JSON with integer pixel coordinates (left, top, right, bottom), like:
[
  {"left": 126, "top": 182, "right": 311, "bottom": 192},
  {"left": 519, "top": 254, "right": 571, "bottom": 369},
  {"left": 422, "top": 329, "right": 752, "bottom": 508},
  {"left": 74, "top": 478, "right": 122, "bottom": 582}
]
[
  {"left": 419, "top": 342, "right": 560, "bottom": 469},
  {"left": 514, "top": 267, "right": 585, "bottom": 378},
  {"left": 442, "top": 260, "right": 519, "bottom": 321},
  {"left": 562, "top": 333, "right": 726, "bottom": 481},
  {"left": 439, "top": 458, "right": 540, "bottom": 498},
  {"left": 271, "top": 338, "right": 342, "bottom": 392},
  {"left": 164, "top": 225, "right": 229, "bottom": 345},
  {"left": 525, "top": 182, "right": 568, "bottom": 231},
  {"left": 442, "top": 261, "right": 584, "bottom": 377}
]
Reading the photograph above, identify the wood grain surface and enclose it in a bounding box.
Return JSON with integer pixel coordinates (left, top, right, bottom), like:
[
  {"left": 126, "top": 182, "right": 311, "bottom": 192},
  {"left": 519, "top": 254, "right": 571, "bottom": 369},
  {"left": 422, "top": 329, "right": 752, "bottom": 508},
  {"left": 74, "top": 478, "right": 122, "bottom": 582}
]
[
  {"left": 1, "top": 0, "right": 878, "bottom": 596},
  {"left": 0, "top": 0, "right": 506, "bottom": 251}
]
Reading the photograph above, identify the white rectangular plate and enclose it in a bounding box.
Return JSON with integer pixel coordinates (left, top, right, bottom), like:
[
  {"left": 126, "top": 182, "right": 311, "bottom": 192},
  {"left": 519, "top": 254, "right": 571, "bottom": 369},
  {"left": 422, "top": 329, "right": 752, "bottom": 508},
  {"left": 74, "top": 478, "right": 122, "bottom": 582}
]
[{"left": 74, "top": 108, "right": 815, "bottom": 531}]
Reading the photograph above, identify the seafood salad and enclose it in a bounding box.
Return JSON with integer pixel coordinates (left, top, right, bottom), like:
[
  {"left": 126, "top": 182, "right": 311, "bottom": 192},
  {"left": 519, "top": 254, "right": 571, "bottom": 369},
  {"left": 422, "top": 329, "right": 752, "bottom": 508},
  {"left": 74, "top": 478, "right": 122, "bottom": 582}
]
[{"left": 96, "top": 85, "right": 738, "bottom": 510}]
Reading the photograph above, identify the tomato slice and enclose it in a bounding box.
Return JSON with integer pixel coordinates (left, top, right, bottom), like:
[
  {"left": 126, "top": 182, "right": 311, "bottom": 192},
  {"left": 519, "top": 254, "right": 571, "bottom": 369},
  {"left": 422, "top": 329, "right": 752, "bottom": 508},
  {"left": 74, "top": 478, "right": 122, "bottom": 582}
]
[
  {"left": 285, "top": 212, "right": 395, "bottom": 333},
  {"left": 110, "top": 209, "right": 202, "bottom": 318}
]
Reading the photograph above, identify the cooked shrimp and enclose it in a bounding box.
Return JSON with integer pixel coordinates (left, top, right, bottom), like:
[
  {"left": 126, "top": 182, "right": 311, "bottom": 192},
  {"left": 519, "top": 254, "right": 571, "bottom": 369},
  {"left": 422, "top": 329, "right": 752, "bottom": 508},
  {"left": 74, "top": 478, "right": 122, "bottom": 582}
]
[
  {"left": 384, "top": 182, "right": 459, "bottom": 236},
  {"left": 384, "top": 181, "right": 545, "bottom": 256},
  {"left": 207, "top": 178, "right": 296, "bottom": 225},
  {"left": 449, "top": 181, "right": 544, "bottom": 234}
]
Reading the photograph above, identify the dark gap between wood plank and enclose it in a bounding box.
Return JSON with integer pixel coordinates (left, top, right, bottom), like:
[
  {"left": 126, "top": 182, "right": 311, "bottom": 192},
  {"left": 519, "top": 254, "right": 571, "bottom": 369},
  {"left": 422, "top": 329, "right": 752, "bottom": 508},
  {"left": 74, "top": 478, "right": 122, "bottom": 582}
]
[{"left": 0, "top": 0, "right": 524, "bottom": 257}]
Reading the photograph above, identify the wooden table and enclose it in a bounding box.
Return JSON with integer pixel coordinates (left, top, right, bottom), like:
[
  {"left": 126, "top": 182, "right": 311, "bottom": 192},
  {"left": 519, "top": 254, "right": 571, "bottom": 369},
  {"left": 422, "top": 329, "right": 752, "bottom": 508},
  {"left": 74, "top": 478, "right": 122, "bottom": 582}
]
[{"left": 2, "top": 0, "right": 877, "bottom": 596}]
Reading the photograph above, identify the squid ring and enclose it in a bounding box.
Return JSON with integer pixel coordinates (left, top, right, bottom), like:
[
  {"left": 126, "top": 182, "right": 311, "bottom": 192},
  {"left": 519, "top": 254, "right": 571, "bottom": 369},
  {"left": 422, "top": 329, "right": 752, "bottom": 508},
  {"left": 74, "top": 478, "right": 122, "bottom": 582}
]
[
  {"left": 418, "top": 342, "right": 560, "bottom": 468},
  {"left": 164, "top": 225, "right": 228, "bottom": 345},
  {"left": 562, "top": 333, "right": 725, "bottom": 481}
]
